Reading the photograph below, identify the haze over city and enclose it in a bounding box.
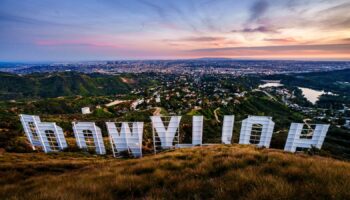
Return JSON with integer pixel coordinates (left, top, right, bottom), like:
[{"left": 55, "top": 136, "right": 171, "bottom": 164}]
[{"left": 1, "top": 0, "right": 350, "bottom": 61}]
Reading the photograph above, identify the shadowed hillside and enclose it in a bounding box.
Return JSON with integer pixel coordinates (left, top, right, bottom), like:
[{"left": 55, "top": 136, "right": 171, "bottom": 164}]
[
  {"left": 1, "top": 145, "right": 350, "bottom": 199},
  {"left": 0, "top": 72, "right": 147, "bottom": 99}
]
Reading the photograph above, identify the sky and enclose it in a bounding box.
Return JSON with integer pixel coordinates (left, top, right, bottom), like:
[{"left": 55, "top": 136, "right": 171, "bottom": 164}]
[{"left": 0, "top": 0, "right": 350, "bottom": 61}]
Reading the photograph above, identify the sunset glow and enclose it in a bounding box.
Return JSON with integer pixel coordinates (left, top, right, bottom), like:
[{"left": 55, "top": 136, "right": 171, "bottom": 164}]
[{"left": 1, "top": 0, "right": 349, "bottom": 61}]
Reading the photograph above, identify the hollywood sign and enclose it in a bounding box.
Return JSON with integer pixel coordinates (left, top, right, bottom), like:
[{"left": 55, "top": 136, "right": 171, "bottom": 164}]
[{"left": 19, "top": 114, "right": 330, "bottom": 158}]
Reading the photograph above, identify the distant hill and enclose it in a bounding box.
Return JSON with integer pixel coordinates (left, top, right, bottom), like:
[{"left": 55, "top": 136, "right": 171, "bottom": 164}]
[
  {"left": 0, "top": 62, "right": 27, "bottom": 67},
  {"left": 270, "top": 69, "right": 350, "bottom": 96},
  {"left": 0, "top": 72, "right": 138, "bottom": 99},
  {"left": 1, "top": 145, "right": 350, "bottom": 199}
]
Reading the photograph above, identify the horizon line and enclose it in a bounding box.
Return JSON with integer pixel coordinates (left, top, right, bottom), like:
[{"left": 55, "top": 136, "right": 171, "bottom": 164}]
[{"left": 1, "top": 57, "right": 350, "bottom": 64}]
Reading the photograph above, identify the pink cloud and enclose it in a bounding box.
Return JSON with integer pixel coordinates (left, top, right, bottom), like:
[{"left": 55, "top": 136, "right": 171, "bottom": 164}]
[{"left": 35, "top": 39, "right": 123, "bottom": 49}]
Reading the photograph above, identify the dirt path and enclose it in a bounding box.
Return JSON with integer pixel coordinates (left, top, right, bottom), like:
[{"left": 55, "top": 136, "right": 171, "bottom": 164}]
[
  {"left": 121, "top": 77, "right": 135, "bottom": 84},
  {"left": 105, "top": 100, "right": 128, "bottom": 107},
  {"left": 153, "top": 107, "right": 162, "bottom": 116},
  {"left": 214, "top": 107, "right": 221, "bottom": 123}
]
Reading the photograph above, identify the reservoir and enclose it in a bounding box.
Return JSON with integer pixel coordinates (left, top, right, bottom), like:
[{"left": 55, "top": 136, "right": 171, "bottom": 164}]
[
  {"left": 298, "top": 87, "right": 325, "bottom": 104},
  {"left": 259, "top": 82, "right": 284, "bottom": 88}
]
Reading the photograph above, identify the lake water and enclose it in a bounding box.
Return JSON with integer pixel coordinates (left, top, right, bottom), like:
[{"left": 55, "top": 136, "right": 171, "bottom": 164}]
[
  {"left": 258, "top": 81, "right": 334, "bottom": 104},
  {"left": 298, "top": 87, "right": 325, "bottom": 104},
  {"left": 259, "top": 82, "right": 284, "bottom": 88}
]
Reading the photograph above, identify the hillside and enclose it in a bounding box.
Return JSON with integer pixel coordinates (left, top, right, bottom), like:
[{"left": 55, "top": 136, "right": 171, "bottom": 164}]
[
  {"left": 0, "top": 72, "right": 144, "bottom": 100},
  {"left": 1, "top": 145, "right": 350, "bottom": 199},
  {"left": 270, "top": 69, "right": 350, "bottom": 96}
]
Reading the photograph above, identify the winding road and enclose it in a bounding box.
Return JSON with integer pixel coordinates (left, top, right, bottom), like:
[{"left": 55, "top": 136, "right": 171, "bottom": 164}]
[
  {"left": 214, "top": 108, "right": 221, "bottom": 123},
  {"left": 153, "top": 107, "right": 162, "bottom": 116}
]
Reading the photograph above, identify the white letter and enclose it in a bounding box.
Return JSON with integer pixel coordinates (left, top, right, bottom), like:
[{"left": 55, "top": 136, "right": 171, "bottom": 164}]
[
  {"left": 19, "top": 114, "right": 43, "bottom": 150},
  {"left": 72, "top": 122, "right": 106, "bottom": 155},
  {"left": 192, "top": 116, "right": 203, "bottom": 146},
  {"left": 20, "top": 114, "right": 67, "bottom": 153},
  {"left": 239, "top": 116, "right": 275, "bottom": 148},
  {"left": 106, "top": 122, "right": 144, "bottom": 157},
  {"left": 284, "top": 123, "right": 329, "bottom": 152},
  {"left": 37, "top": 122, "right": 67, "bottom": 153},
  {"left": 151, "top": 116, "right": 181, "bottom": 148},
  {"left": 222, "top": 115, "right": 235, "bottom": 144}
]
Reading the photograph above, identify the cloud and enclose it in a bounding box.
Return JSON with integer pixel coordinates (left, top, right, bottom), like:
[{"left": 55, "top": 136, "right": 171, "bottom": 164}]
[
  {"left": 286, "top": 0, "right": 297, "bottom": 10},
  {"left": 319, "top": 2, "right": 350, "bottom": 14},
  {"left": 165, "top": 36, "right": 227, "bottom": 43},
  {"left": 136, "top": 0, "right": 167, "bottom": 18},
  {"left": 190, "top": 43, "right": 350, "bottom": 53},
  {"left": 35, "top": 39, "right": 123, "bottom": 49},
  {"left": 339, "top": 38, "right": 350, "bottom": 43},
  {"left": 0, "top": 11, "right": 90, "bottom": 30},
  {"left": 316, "top": 2, "right": 350, "bottom": 29},
  {"left": 264, "top": 38, "right": 297, "bottom": 43},
  {"left": 163, "top": 36, "right": 239, "bottom": 48},
  {"left": 180, "top": 36, "right": 226, "bottom": 42},
  {"left": 326, "top": 18, "right": 350, "bottom": 29},
  {"left": 231, "top": 26, "right": 277, "bottom": 33},
  {"left": 0, "top": 12, "right": 60, "bottom": 26},
  {"left": 249, "top": 0, "right": 269, "bottom": 22},
  {"left": 186, "top": 43, "right": 350, "bottom": 60},
  {"left": 285, "top": 0, "right": 308, "bottom": 13}
]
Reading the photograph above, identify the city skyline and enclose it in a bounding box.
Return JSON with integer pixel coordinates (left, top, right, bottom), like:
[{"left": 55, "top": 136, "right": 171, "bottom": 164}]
[{"left": 1, "top": 0, "right": 350, "bottom": 61}]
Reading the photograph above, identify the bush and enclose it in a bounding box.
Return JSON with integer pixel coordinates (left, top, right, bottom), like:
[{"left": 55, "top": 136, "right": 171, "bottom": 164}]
[{"left": 5, "top": 138, "right": 33, "bottom": 153}]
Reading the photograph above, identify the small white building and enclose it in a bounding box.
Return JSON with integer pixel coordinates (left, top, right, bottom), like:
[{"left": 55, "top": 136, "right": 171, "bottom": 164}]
[
  {"left": 81, "top": 107, "right": 91, "bottom": 115},
  {"left": 155, "top": 95, "right": 161, "bottom": 103},
  {"left": 131, "top": 99, "right": 144, "bottom": 110},
  {"left": 344, "top": 120, "right": 350, "bottom": 129}
]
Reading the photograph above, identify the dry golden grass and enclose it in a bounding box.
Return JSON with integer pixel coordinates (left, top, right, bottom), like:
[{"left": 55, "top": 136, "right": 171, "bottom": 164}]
[{"left": 1, "top": 145, "right": 350, "bottom": 199}]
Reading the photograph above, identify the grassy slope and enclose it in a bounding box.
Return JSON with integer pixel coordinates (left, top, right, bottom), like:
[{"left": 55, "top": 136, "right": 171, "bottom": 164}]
[{"left": 1, "top": 145, "right": 350, "bottom": 199}]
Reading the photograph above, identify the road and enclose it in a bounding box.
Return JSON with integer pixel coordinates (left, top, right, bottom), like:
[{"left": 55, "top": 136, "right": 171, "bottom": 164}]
[
  {"left": 253, "top": 89, "right": 277, "bottom": 101},
  {"left": 153, "top": 107, "right": 162, "bottom": 116},
  {"left": 214, "top": 108, "right": 221, "bottom": 123},
  {"left": 105, "top": 100, "right": 128, "bottom": 107}
]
